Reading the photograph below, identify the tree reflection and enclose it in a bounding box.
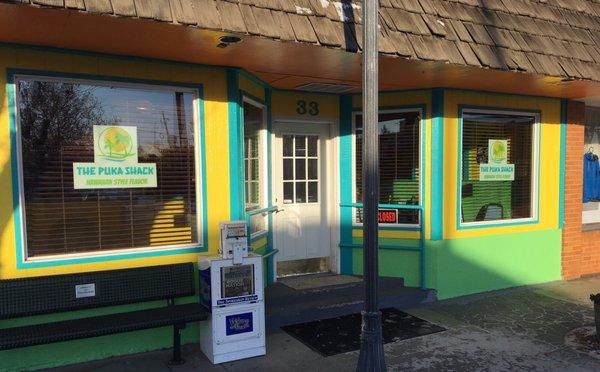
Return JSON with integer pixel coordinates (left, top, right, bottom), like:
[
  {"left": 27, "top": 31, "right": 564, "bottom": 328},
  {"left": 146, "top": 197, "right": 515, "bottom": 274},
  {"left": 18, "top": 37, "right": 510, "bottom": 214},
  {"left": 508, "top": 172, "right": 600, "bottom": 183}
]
[{"left": 18, "top": 81, "right": 106, "bottom": 194}]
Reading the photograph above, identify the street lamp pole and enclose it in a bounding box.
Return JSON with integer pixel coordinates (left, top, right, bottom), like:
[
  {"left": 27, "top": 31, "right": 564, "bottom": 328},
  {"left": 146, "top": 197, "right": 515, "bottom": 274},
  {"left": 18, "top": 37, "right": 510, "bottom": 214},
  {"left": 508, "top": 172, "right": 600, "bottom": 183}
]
[{"left": 357, "top": 0, "right": 386, "bottom": 371}]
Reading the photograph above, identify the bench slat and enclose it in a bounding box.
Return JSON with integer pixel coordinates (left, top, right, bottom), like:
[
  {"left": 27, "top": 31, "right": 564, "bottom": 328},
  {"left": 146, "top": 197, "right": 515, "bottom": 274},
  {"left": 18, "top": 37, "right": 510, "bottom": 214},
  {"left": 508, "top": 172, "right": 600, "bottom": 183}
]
[
  {"left": 0, "top": 303, "right": 208, "bottom": 350},
  {"left": 0, "top": 263, "right": 196, "bottom": 319}
]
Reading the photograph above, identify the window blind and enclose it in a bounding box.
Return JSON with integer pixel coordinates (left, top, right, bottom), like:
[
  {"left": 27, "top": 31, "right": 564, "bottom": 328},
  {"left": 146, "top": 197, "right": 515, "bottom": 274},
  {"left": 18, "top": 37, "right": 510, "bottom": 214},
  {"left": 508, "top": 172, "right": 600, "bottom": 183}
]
[
  {"left": 18, "top": 79, "right": 199, "bottom": 258},
  {"left": 355, "top": 111, "right": 421, "bottom": 224},
  {"left": 461, "top": 112, "right": 534, "bottom": 223}
]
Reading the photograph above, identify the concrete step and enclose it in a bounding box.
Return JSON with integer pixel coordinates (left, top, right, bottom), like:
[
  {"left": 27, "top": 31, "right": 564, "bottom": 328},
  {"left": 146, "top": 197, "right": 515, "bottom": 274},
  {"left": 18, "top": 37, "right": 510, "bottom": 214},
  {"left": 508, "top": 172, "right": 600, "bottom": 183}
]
[
  {"left": 265, "top": 276, "right": 436, "bottom": 332},
  {"left": 266, "top": 276, "right": 404, "bottom": 307}
]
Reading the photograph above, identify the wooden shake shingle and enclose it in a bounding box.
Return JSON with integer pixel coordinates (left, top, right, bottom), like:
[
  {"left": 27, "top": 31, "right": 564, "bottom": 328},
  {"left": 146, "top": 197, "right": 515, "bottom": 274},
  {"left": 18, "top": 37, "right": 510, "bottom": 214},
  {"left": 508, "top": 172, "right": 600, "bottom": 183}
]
[{"left": 6, "top": 0, "right": 600, "bottom": 82}]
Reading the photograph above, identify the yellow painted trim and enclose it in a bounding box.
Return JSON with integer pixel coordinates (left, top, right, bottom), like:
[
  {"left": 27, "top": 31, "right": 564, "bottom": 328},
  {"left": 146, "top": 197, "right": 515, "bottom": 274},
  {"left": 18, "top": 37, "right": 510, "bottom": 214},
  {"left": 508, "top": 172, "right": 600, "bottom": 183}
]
[
  {"left": 239, "top": 74, "right": 265, "bottom": 101},
  {"left": 251, "top": 237, "right": 268, "bottom": 250},
  {"left": 443, "top": 90, "right": 561, "bottom": 239},
  {"left": 271, "top": 90, "right": 339, "bottom": 119},
  {"left": 352, "top": 229, "right": 420, "bottom": 240},
  {"left": 0, "top": 45, "right": 231, "bottom": 279}
]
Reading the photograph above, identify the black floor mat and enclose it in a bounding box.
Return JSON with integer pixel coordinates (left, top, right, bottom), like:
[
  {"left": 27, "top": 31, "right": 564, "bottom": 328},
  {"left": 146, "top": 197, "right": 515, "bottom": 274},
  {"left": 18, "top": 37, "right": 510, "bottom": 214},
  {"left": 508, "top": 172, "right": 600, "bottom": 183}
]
[{"left": 281, "top": 308, "right": 445, "bottom": 357}]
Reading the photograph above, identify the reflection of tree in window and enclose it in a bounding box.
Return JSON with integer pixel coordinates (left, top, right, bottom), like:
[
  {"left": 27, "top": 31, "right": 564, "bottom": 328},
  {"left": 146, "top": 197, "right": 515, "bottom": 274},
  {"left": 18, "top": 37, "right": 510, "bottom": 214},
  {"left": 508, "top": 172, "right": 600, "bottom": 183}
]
[
  {"left": 19, "top": 81, "right": 105, "bottom": 196},
  {"left": 355, "top": 111, "right": 420, "bottom": 224},
  {"left": 461, "top": 113, "right": 534, "bottom": 223},
  {"left": 18, "top": 79, "right": 199, "bottom": 257}
]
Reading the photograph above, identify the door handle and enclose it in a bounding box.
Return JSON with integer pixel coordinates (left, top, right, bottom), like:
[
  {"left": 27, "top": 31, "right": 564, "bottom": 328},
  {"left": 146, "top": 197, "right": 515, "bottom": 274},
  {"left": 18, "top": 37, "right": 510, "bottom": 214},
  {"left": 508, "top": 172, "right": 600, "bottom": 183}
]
[{"left": 274, "top": 198, "right": 284, "bottom": 213}]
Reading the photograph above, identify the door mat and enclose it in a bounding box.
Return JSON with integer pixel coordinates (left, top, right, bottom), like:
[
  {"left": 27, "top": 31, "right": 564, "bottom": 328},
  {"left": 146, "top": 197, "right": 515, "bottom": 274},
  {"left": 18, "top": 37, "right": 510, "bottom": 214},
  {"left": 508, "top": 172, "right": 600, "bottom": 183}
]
[{"left": 281, "top": 308, "right": 445, "bottom": 357}]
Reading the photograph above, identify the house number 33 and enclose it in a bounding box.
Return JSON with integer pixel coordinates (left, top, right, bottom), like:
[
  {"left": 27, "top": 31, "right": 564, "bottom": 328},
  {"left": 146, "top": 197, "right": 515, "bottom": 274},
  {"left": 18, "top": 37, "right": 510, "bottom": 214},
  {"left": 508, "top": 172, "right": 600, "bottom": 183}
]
[{"left": 296, "top": 100, "right": 320, "bottom": 116}]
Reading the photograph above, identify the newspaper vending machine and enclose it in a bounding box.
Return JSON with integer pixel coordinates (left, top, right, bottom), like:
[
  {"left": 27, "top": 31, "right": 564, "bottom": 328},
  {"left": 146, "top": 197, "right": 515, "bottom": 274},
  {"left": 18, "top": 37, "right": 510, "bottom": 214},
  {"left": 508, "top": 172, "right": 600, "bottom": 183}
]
[{"left": 199, "top": 221, "right": 266, "bottom": 364}]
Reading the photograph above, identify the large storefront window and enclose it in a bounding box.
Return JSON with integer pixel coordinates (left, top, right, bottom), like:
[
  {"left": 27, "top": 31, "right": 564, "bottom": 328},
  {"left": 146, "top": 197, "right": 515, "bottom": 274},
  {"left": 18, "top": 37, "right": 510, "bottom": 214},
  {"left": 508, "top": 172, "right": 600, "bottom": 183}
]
[
  {"left": 243, "top": 99, "right": 266, "bottom": 235},
  {"left": 583, "top": 107, "right": 600, "bottom": 226},
  {"left": 354, "top": 110, "right": 421, "bottom": 225},
  {"left": 16, "top": 77, "right": 201, "bottom": 258},
  {"left": 460, "top": 110, "right": 537, "bottom": 224}
]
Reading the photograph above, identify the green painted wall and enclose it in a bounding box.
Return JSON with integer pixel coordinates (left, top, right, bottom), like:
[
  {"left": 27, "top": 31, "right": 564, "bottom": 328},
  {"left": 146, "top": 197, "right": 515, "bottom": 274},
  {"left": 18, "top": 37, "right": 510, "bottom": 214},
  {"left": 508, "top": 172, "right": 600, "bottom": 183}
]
[
  {"left": 351, "top": 237, "right": 421, "bottom": 287},
  {"left": 433, "top": 229, "right": 561, "bottom": 299},
  {"left": 351, "top": 229, "right": 562, "bottom": 300},
  {"left": 0, "top": 299, "right": 200, "bottom": 371},
  {"left": 1, "top": 232, "right": 561, "bottom": 371},
  {"left": 0, "top": 243, "right": 271, "bottom": 371},
  {"left": 0, "top": 265, "right": 205, "bottom": 372}
]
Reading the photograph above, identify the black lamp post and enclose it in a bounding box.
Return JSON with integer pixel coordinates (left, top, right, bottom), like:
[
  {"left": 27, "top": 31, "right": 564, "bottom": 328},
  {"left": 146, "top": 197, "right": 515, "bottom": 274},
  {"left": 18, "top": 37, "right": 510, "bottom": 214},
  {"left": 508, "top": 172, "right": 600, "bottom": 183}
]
[{"left": 356, "top": 0, "right": 386, "bottom": 371}]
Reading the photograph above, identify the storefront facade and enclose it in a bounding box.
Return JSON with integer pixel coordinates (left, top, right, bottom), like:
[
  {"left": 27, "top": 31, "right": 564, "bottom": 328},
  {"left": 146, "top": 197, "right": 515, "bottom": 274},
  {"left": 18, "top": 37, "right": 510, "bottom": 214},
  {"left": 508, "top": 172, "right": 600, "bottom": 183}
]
[
  {"left": 563, "top": 101, "right": 600, "bottom": 279},
  {"left": 0, "top": 0, "right": 599, "bottom": 369}
]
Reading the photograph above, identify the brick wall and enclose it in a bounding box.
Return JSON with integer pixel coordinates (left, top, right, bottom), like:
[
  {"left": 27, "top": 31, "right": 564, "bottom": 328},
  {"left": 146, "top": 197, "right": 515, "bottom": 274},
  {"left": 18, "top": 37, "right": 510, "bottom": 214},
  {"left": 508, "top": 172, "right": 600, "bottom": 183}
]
[{"left": 563, "top": 100, "right": 600, "bottom": 279}]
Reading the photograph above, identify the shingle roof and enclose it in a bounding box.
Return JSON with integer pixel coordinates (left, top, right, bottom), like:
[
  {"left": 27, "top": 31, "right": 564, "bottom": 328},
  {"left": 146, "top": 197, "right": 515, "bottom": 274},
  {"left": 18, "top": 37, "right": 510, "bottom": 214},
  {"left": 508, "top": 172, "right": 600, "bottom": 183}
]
[{"left": 7, "top": 0, "right": 600, "bottom": 82}]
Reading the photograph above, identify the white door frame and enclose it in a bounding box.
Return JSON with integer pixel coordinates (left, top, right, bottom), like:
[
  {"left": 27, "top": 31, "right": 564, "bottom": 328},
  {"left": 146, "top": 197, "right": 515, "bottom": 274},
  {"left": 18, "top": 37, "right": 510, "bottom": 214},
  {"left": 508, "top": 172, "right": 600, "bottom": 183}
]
[{"left": 270, "top": 117, "right": 340, "bottom": 280}]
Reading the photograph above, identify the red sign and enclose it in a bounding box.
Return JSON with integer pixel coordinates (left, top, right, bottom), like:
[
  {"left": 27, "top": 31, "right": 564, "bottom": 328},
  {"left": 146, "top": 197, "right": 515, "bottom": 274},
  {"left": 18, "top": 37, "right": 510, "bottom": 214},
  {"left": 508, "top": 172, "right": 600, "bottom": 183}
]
[{"left": 378, "top": 209, "right": 398, "bottom": 224}]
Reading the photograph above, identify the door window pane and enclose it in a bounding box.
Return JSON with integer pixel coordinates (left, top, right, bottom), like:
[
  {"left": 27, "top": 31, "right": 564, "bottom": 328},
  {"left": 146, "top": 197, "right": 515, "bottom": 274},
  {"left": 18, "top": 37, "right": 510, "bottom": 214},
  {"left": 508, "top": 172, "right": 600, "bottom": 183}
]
[
  {"left": 460, "top": 111, "right": 535, "bottom": 223},
  {"left": 283, "top": 182, "right": 294, "bottom": 204},
  {"left": 296, "top": 182, "right": 306, "bottom": 203},
  {"left": 308, "top": 182, "right": 318, "bottom": 202},
  {"left": 283, "top": 135, "right": 293, "bottom": 157},
  {"left": 295, "top": 159, "right": 306, "bottom": 180},
  {"left": 295, "top": 136, "right": 306, "bottom": 156},
  {"left": 283, "top": 159, "right": 293, "bottom": 180},
  {"left": 282, "top": 134, "right": 319, "bottom": 204},
  {"left": 17, "top": 78, "right": 200, "bottom": 258},
  {"left": 308, "top": 136, "right": 318, "bottom": 156},
  {"left": 308, "top": 159, "right": 318, "bottom": 180}
]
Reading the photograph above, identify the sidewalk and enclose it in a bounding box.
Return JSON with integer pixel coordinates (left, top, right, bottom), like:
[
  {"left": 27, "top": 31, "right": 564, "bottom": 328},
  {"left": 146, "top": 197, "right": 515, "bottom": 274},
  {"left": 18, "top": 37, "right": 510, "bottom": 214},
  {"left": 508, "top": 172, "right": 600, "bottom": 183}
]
[{"left": 49, "top": 277, "right": 600, "bottom": 372}]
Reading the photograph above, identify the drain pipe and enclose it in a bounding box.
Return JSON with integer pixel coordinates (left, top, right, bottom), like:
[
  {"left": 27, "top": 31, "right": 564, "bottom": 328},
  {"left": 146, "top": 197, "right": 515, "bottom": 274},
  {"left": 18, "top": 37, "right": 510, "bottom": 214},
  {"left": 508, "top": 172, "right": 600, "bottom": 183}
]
[{"left": 356, "top": 0, "right": 386, "bottom": 371}]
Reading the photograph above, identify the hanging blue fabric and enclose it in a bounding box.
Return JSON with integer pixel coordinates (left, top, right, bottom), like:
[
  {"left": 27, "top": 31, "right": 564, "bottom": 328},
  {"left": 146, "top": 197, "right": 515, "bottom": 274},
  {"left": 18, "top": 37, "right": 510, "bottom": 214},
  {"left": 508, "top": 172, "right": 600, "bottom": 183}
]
[{"left": 583, "top": 152, "right": 600, "bottom": 202}]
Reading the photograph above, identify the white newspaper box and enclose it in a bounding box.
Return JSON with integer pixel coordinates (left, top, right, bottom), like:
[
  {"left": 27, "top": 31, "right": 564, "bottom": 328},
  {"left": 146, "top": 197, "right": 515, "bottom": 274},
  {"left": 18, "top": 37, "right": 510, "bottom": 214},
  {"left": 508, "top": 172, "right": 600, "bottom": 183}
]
[{"left": 199, "top": 221, "right": 266, "bottom": 364}]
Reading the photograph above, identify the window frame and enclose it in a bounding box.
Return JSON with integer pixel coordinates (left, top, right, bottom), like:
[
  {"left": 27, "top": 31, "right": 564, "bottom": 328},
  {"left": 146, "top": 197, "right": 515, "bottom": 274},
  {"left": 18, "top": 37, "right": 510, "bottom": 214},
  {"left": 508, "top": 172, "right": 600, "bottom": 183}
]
[
  {"left": 13, "top": 74, "right": 205, "bottom": 262},
  {"left": 351, "top": 107, "right": 424, "bottom": 229},
  {"left": 582, "top": 106, "right": 600, "bottom": 228},
  {"left": 241, "top": 95, "right": 268, "bottom": 239},
  {"left": 457, "top": 107, "right": 541, "bottom": 229}
]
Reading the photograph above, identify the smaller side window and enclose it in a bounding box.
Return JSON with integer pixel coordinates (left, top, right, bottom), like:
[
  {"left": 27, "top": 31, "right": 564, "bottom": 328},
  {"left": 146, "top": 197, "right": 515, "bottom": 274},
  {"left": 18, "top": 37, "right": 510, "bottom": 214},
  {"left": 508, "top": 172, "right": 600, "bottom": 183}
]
[
  {"left": 353, "top": 110, "right": 421, "bottom": 226},
  {"left": 243, "top": 99, "right": 267, "bottom": 236},
  {"left": 582, "top": 107, "right": 600, "bottom": 229}
]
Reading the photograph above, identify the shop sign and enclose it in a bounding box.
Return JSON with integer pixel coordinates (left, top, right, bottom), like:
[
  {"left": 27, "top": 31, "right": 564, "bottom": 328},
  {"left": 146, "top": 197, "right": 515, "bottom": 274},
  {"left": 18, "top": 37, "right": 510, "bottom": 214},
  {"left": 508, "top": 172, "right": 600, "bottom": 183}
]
[
  {"left": 225, "top": 312, "right": 254, "bottom": 336},
  {"left": 73, "top": 125, "right": 157, "bottom": 189},
  {"left": 378, "top": 209, "right": 398, "bottom": 224},
  {"left": 479, "top": 139, "right": 515, "bottom": 181}
]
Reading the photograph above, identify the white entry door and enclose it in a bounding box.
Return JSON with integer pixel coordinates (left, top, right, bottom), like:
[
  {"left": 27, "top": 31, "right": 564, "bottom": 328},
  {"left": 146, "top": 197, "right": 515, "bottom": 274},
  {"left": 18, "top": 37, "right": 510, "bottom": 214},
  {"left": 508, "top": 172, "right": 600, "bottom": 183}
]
[{"left": 272, "top": 122, "right": 331, "bottom": 265}]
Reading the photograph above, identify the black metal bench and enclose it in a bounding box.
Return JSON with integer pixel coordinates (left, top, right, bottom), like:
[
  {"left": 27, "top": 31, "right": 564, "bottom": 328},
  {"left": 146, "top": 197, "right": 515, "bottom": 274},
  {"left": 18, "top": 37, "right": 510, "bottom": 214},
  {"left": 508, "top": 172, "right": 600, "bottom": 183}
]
[{"left": 0, "top": 263, "right": 208, "bottom": 364}]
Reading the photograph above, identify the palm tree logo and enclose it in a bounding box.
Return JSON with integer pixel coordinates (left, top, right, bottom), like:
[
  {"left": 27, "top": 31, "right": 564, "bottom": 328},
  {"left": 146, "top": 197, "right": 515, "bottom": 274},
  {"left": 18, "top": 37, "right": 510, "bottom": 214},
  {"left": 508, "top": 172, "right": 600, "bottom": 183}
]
[
  {"left": 490, "top": 140, "right": 506, "bottom": 164},
  {"left": 98, "top": 126, "right": 135, "bottom": 162}
]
